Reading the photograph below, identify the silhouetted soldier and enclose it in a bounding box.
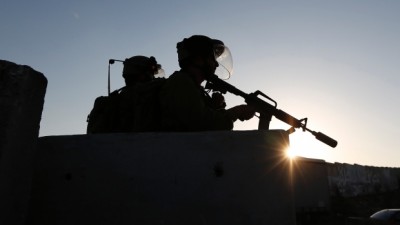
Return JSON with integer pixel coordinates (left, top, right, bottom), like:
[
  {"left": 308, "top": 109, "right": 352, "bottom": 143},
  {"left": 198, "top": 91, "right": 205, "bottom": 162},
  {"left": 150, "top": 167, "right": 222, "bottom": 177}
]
[
  {"left": 87, "top": 55, "right": 164, "bottom": 133},
  {"left": 159, "top": 35, "right": 255, "bottom": 131}
]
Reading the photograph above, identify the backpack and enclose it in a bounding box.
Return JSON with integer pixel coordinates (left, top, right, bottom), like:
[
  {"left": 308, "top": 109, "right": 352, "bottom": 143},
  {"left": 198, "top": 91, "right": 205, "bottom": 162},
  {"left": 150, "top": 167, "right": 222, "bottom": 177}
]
[
  {"left": 86, "top": 89, "right": 122, "bottom": 134},
  {"left": 86, "top": 78, "right": 166, "bottom": 134}
]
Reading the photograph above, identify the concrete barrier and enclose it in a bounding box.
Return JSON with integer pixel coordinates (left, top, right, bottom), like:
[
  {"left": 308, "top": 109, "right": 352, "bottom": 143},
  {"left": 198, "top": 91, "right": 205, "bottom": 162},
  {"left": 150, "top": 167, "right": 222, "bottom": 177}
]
[{"left": 27, "top": 130, "right": 295, "bottom": 225}]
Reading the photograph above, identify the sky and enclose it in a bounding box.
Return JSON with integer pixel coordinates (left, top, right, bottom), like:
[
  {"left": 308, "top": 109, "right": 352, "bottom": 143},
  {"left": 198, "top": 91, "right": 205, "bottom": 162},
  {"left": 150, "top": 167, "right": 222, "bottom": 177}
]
[{"left": 1, "top": 1, "right": 399, "bottom": 167}]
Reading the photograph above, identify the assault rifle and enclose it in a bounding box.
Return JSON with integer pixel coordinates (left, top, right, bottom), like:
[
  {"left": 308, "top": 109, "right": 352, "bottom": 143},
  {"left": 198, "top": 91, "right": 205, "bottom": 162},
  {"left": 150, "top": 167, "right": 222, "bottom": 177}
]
[{"left": 205, "top": 74, "right": 338, "bottom": 148}]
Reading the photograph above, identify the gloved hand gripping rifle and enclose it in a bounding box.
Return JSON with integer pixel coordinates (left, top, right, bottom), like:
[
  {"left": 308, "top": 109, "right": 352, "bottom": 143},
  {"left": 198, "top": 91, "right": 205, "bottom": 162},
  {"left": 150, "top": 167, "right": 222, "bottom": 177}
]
[{"left": 205, "top": 74, "right": 338, "bottom": 148}]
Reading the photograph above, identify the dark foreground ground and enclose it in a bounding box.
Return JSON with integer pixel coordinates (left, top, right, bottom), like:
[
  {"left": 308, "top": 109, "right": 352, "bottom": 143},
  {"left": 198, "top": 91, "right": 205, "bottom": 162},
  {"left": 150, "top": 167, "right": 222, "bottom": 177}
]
[{"left": 297, "top": 190, "right": 400, "bottom": 225}]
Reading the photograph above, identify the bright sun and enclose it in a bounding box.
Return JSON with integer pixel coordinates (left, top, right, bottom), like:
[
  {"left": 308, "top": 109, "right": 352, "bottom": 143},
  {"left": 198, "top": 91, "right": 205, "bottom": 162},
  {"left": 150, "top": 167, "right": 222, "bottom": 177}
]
[{"left": 285, "top": 132, "right": 330, "bottom": 160}]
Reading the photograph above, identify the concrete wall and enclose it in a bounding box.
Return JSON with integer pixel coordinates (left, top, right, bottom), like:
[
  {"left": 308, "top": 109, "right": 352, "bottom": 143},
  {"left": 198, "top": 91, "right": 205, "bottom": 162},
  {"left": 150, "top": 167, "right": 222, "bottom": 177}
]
[
  {"left": 290, "top": 159, "right": 400, "bottom": 215},
  {"left": 327, "top": 163, "right": 400, "bottom": 197},
  {"left": 26, "top": 130, "right": 296, "bottom": 225},
  {"left": 0, "top": 60, "right": 47, "bottom": 225}
]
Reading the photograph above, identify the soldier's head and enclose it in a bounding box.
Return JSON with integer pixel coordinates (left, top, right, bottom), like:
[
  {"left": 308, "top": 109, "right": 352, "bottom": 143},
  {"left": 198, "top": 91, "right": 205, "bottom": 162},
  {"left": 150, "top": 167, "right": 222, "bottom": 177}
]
[
  {"left": 177, "top": 35, "right": 233, "bottom": 79},
  {"left": 122, "top": 56, "right": 163, "bottom": 86}
]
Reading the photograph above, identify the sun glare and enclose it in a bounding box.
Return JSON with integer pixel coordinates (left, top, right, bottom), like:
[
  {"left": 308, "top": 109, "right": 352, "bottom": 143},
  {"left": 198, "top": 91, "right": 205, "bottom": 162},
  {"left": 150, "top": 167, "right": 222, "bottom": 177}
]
[{"left": 286, "top": 147, "right": 297, "bottom": 159}]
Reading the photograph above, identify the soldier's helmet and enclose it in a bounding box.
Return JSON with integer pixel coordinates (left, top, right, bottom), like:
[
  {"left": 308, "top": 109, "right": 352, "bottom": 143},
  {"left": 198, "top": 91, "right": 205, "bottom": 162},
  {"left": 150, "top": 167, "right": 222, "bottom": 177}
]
[
  {"left": 177, "top": 35, "right": 233, "bottom": 79},
  {"left": 122, "top": 56, "right": 164, "bottom": 84}
]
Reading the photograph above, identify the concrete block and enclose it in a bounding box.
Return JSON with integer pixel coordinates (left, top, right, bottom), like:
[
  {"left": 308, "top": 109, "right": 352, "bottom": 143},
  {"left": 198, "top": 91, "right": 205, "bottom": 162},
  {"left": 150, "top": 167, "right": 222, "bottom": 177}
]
[
  {"left": 0, "top": 60, "right": 47, "bottom": 225},
  {"left": 292, "top": 157, "right": 330, "bottom": 212}
]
